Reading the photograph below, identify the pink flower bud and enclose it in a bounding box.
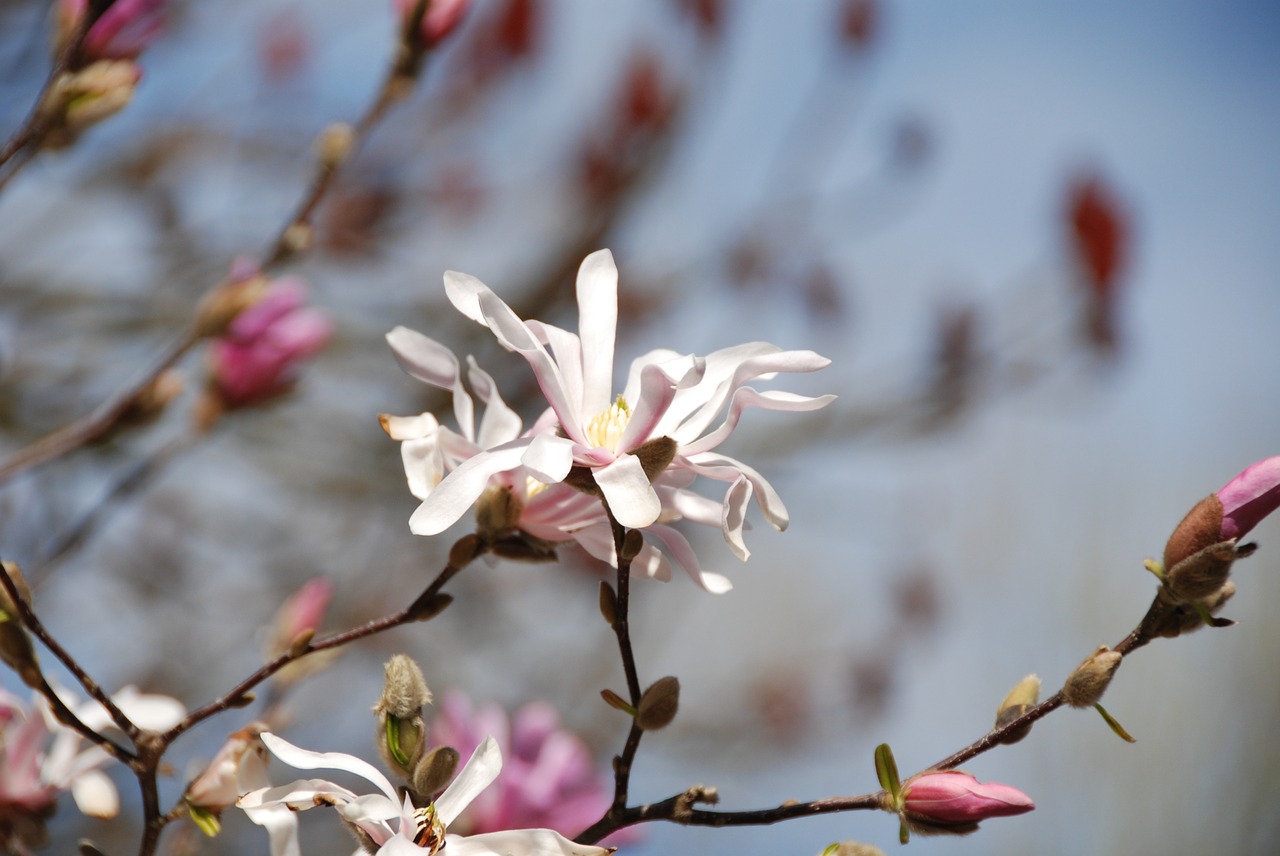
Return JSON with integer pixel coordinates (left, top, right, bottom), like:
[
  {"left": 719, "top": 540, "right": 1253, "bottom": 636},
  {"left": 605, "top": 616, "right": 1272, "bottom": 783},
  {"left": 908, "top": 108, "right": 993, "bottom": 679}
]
[
  {"left": 1217, "top": 455, "right": 1280, "bottom": 541},
  {"left": 394, "top": 0, "right": 472, "bottom": 47},
  {"left": 901, "top": 771, "right": 1034, "bottom": 826},
  {"left": 208, "top": 277, "right": 332, "bottom": 407},
  {"left": 60, "top": 0, "right": 167, "bottom": 61}
]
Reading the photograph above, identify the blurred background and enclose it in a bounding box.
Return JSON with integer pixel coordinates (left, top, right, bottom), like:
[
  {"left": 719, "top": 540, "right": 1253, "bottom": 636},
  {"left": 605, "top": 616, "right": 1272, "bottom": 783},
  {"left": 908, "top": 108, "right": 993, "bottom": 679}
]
[{"left": 1, "top": 1, "right": 1278, "bottom": 854}]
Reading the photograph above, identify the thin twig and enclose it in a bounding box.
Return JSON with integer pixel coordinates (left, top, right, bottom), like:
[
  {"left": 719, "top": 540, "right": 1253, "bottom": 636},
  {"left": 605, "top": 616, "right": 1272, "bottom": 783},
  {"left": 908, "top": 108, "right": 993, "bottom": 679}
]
[{"left": 0, "top": 562, "right": 137, "bottom": 755}]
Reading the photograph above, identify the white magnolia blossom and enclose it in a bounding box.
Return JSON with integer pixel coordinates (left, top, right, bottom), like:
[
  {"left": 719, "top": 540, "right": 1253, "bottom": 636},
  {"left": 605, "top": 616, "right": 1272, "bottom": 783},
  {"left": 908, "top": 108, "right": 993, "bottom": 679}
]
[
  {"left": 238, "top": 733, "right": 614, "bottom": 856},
  {"left": 382, "top": 337, "right": 735, "bottom": 592},
  {"left": 0, "top": 685, "right": 185, "bottom": 824},
  {"left": 386, "top": 248, "right": 834, "bottom": 580}
]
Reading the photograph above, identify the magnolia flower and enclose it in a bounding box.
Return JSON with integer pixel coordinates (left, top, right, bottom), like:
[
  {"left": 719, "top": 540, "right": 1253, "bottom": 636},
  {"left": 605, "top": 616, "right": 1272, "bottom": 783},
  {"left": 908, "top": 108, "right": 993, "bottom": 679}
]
[
  {"left": 428, "top": 692, "right": 613, "bottom": 839},
  {"left": 238, "top": 733, "right": 613, "bottom": 856},
  {"left": 899, "top": 770, "right": 1034, "bottom": 834},
  {"left": 208, "top": 276, "right": 332, "bottom": 407},
  {"left": 0, "top": 686, "right": 185, "bottom": 853},
  {"left": 184, "top": 724, "right": 271, "bottom": 836},
  {"left": 401, "top": 249, "right": 834, "bottom": 553},
  {"left": 383, "top": 335, "right": 733, "bottom": 590}
]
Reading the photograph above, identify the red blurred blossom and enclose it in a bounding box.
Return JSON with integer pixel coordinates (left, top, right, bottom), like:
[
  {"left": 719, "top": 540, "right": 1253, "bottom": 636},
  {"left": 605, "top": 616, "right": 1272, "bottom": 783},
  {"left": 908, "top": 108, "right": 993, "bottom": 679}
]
[
  {"left": 840, "top": 0, "right": 877, "bottom": 49},
  {"left": 1217, "top": 456, "right": 1280, "bottom": 541},
  {"left": 494, "top": 0, "right": 539, "bottom": 58},
  {"left": 901, "top": 770, "right": 1034, "bottom": 827},
  {"left": 580, "top": 52, "right": 679, "bottom": 202},
  {"left": 259, "top": 9, "right": 311, "bottom": 84},
  {"left": 429, "top": 692, "right": 616, "bottom": 840},
  {"left": 208, "top": 277, "right": 332, "bottom": 407},
  {"left": 1066, "top": 174, "right": 1129, "bottom": 351},
  {"left": 394, "top": 0, "right": 472, "bottom": 48},
  {"left": 673, "top": 0, "right": 725, "bottom": 41},
  {"left": 59, "top": 0, "right": 166, "bottom": 62}
]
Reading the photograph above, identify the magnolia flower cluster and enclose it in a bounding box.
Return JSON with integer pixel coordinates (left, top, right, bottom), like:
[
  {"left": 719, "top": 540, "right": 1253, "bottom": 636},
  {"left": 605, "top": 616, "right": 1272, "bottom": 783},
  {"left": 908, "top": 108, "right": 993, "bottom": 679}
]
[
  {"left": 0, "top": 687, "right": 184, "bottom": 855},
  {"left": 383, "top": 249, "right": 834, "bottom": 591},
  {"left": 238, "top": 733, "right": 613, "bottom": 856}
]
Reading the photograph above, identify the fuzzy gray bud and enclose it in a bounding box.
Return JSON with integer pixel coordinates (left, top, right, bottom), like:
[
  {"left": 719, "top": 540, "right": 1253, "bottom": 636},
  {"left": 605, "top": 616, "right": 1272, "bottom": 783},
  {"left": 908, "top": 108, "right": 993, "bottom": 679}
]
[{"left": 1062, "top": 646, "right": 1122, "bottom": 708}]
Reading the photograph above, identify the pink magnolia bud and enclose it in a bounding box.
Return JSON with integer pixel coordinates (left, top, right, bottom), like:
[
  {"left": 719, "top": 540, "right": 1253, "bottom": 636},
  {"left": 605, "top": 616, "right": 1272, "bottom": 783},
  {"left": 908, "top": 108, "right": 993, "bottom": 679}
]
[
  {"left": 59, "top": 0, "right": 167, "bottom": 62},
  {"left": 208, "top": 277, "right": 332, "bottom": 407},
  {"left": 394, "top": 0, "right": 471, "bottom": 47},
  {"left": 1217, "top": 455, "right": 1280, "bottom": 541},
  {"left": 901, "top": 771, "right": 1034, "bottom": 827}
]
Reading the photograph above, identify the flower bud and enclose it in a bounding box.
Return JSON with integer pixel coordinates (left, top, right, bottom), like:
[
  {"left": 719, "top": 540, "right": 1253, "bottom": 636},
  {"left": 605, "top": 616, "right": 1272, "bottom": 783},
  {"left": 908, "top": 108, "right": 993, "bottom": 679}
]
[
  {"left": 0, "top": 561, "right": 40, "bottom": 688},
  {"left": 395, "top": 0, "right": 472, "bottom": 48},
  {"left": 821, "top": 842, "right": 886, "bottom": 856},
  {"left": 40, "top": 61, "right": 140, "bottom": 143},
  {"left": 636, "top": 676, "right": 680, "bottom": 731},
  {"left": 185, "top": 724, "right": 269, "bottom": 830},
  {"left": 1217, "top": 455, "right": 1280, "bottom": 540},
  {"left": 374, "top": 655, "right": 432, "bottom": 774},
  {"left": 1061, "top": 646, "right": 1122, "bottom": 708},
  {"left": 411, "top": 745, "right": 459, "bottom": 798},
  {"left": 598, "top": 581, "right": 617, "bottom": 625},
  {"left": 265, "top": 577, "right": 338, "bottom": 687},
  {"left": 1163, "top": 540, "right": 1237, "bottom": 602},
  {"left": 994, "top": 674, "right": 1040, "bottom": 744},
  {"left": 899, "top": 770, "right": 1034, "bottom": 834},
  {"left": 1155, "top": 579, "right": 1237, "bottom": 639}
]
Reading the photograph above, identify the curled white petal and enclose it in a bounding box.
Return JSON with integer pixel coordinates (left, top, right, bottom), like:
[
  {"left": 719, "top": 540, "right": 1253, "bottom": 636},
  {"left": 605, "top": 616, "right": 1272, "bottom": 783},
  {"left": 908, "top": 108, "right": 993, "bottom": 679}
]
[
  {"left": 435, "top": 736, "right": 502, "bottom": 827},
  {"left": 409, "top": 442, "right": 531, "bottom": 535},
  {"left": 594, "top": 454, "right": 662, "bottom": 529}
]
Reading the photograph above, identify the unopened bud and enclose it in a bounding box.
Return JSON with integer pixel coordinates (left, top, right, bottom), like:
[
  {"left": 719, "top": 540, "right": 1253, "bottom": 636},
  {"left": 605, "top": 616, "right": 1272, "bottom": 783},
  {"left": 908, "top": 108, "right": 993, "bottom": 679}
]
[
  {"left": 42, "top": 60, "right": 140, "bottom": 142},
  {"left": 281, "top": 222, "right": 313, "bottom": 257},
  {"left": 635, "top": 435, "right": 677, "bottom": 482},
  {"left": 0, "top": 561, "right": 39, "bottom": 688},
  {"left": 316, "top": 122, "right": 355, "bottom": 168},
  {"left": 411, "top": 745, "right": 459, "bottom": 798},
  {"left": 821, "top": 843, "right": 887, "bottom": 856},
  {"left": 636, "top": 676, "right": 680, "bottom": 731},
  {"left": 598, "top": 581, "right": 617, "bottom": 625},
  {"left": 1062, "top": 646, "right": 1122, "bottom": 708},
  {"left": 1164, "top": 540, "right": 1237, "bottom": 602},
  {"left": 448, "top": 533, "right": 482, "bottom": 569},
  {"left": 475, "top": 487, "right": 522, "bottom": 543},
  {"left": 619, "top": 529, "right": 644, "bottom": 563},
  {"left": 374, "top": 655, "right": 432, "bottom": 774},
  {"left": 1163, "top": 494, "right": 1223, "bottom": 571},
  {"left": 193, "top": 261, "right": 271, "bottom": 338},
  {"left": 994, "top": 674, "right": 1040, "bottom": 744}
]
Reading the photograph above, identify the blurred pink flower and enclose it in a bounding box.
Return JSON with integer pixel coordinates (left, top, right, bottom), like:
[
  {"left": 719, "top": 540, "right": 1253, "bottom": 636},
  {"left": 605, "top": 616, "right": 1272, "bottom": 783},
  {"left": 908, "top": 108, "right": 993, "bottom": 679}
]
[
  {"left": 209, "top": 277, "right": 332, "bottom": 407},
  {"left": 59, "top": 0, "right": 167, "bottom": 61},
  {"left": 394, "top": 0, "right": 472, "bottom": 47},
  {"left": 429, "top": 692, "right": 614, "bottom": 840},
  {"left": 901, "top": 770, "right": 1034, "bottom": 828},
  {"left": 1217, "top": 455, "right": 1280, "bottom": 541}
]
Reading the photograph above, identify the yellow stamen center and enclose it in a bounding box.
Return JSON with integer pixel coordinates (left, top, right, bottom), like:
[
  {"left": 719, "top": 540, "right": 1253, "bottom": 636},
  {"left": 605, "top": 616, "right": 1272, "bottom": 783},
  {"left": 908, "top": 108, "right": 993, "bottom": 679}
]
[{"left": 585, "top": 396, "right": 631, "bottom": 453}]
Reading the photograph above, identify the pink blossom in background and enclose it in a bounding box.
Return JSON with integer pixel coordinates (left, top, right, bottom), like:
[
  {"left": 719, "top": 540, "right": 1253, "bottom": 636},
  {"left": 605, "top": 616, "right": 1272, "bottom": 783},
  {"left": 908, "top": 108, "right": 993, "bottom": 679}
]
[
  {"left": 1216, "top": 455, "right": 1280, "bottom": 541},
  {"left": 60, "top": 0, "right": 167, "bottom": 61},
  {"left": 209, "top": 277, "right": 332, "bottom": 407},
  {"left": 429, "top": 692, "right": 615, "bottom": 840},
  {"left": 901, "top": 770, "right": 1034, "bottom": 827},
  {"left": 394, "top": 0, "right": 472, "bottom": 47}
]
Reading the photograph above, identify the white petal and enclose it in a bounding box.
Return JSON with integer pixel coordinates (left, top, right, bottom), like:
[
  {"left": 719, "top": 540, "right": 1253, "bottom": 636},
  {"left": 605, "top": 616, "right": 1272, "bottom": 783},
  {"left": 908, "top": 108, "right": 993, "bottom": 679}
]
[
  {"left": 259, "top": 733, "right": 400, "bottom": 804},
  {"left": 617, "top": 361, "right": 680, "bottom": 453},
  {"left": 521, "top": 434, "right": 576, "bottom": 484},
  {"left": 237, "top": 777, "right": 361, "bottom": 811},
  {"left": 621, "top": 348, "right": 687, "bottom": 405},
  {"left": 680, "top": 388, "right": 836, "bottom": 456},
  {"left": 467, "top": 358, "right": 524, "bottom": 448},
  {"left": 674, "top": 347, "right": 831, "bottom": 443},
  {"left": 594, "top": 455, "right": 661, "bottom": 529},
  {"left": 443, "top": 270, "right": 491, "bottom": 325},
  {"left": 722, "top": 476, "right": 753, "bottom": 561},
  {"left": 528, "top": 320, "right": 585, "bottom": 424},
  {"left": 401, "top": 437, "right": 444, "bottom": 500},
  {"left": 409, "top": 442, "right": 531, "bottom": 535},
  {"left": 574, "top": 249, "right": 618, "bottom": 417},
  {"left": 476, "top": 290, "right": 588, "bottom": 445},
  {"left": 682, "top": 452, "right": 790, "bottom": 532},
  {"left": 386, "top": 326, "right": 475, "bottom": 441},
  {"left": 647, "top": 524, "right": 733, "bottom": 593},
  {"left": 242, "top": 801, "right": 302, "bottom": 856},
  {"left": 71, "top": 769, "right": 118, "bottom": 818},
  {"left": 435, "top": 736, "right": 502, "bottom": 827},
  {"left": 380, "top": 412, "right": 438, "bottom": 441},
  {"left": 447, "top": 828, "right": 614, "bottom": 856}
]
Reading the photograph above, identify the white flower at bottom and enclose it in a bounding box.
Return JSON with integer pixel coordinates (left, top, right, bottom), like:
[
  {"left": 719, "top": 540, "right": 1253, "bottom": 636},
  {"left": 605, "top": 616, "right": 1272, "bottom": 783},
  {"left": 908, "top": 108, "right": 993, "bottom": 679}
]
[{"left": 237, "top": 733, "right": 614, "bottom": 856}]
